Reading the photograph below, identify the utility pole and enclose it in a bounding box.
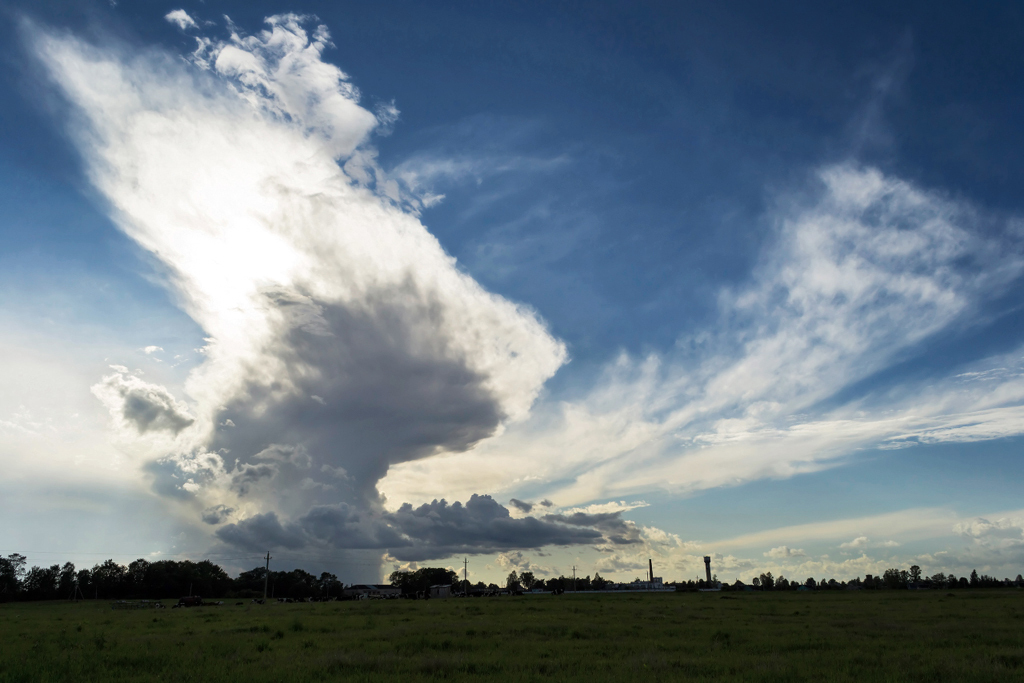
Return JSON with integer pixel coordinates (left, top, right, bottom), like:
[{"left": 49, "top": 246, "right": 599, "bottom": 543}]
[
  {"left": 263, "top": 551, "right": 272, "bottom": 602},
  {"left": 572, "top": 565, "right": 577, "bottom": 593},
  {"left": 463, "top": 558, "right": 468, "bottom": 596}
]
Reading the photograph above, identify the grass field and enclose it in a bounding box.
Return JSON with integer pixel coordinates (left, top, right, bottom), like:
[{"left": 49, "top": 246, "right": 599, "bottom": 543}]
[{"left": 1, "top": 590, "right": 1023, "bottom": 682}]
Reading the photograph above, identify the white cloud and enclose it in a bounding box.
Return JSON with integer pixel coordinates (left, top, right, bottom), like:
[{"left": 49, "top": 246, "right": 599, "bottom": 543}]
[
  {"left": 32, "top": 15, "right": 566, "bottom": 569},
  {"left": 143, "top": 345, "right": 163, "bottom": 354},
  {"left": 495, "top": 550, "right": 549, "bottom": 576},
  {"left": 713, "top": 509, "right": 961, "bottom": 552},
  {"left": 559, "top": 500, "right": 649, "bottom": 516},
  {"left": 164, "top": 10, "right": 197, "bottom": 31},
  {"left": 954, "top": 516, "right": 1024, "bottom": 544},
  {"left": 594, "top": 553, "right": 651, "bottom": 575},
  {"left": 950, "top": 518, "right": 1024, "bottom": 565},
  {"left": 382, "top": 165, "right": 1024, "bottom": 508},
  {"left": 765, "top": 545, "right": 806, "bottom": 558},
  {"left": 390, "top": 151, "right": 569, "bottom": 215},
  {"left": 91, "top": 366, "right": 194, "bottom": 436}
]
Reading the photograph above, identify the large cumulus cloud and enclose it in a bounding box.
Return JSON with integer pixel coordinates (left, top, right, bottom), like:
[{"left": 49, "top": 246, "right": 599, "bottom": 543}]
[{"left": 31, "top": 13, "right": 567, "bottom": 565}]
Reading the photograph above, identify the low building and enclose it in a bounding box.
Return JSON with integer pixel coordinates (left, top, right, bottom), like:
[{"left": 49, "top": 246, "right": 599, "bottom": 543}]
[
  {"left": 429, "top": 584, "right": 452, "bottom": 599},
  {"left": 605, "top": 578, "right": 675, "bottom": 592},
  {"left": 343, "top": 584, "right": 401, "bottom": 599}
]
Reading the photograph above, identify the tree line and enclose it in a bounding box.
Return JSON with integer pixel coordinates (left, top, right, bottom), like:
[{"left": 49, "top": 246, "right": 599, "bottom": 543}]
[
  {"left": 0, "top": 554, "right": 343, "bottom": 602},
  {"left": 712, "top": 565, "right": 1023, "bottom": 591},
  {"left": 3, "top": 552, "right": 1021, "bottom": 602}
]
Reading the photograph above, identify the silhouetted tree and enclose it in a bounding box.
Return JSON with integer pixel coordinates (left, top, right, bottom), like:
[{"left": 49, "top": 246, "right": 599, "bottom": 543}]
[
  {"left": 23, "top": 565, "right": 61, "bottom": 600},
  {"left": 58, "top": 562, "right": 77, "bottom": 599},
  {"left": 544, "top": 576, "right": 565, "bottom": 592},
  {"left": 318, "top": 572, "right": 342, "bottom": 599},
  {"left": 235, "top": 566, "right": 268, "bottom": 596},
  {"left": 76, "top": 568, "right": 92, "bottom": 597},
  {"left": 0, "top": 554, "right": 27, "bottom": 599},
  {"left": 91, "top": 560, "right": 127, "bottom": 599},
  {"left": 268, "top": 568, "right": 319, "bottom": 599},
  {"left": 388, "top": 568, "right": 458, "bottom": 596},
  {"left": 128, "top": 558, "right": 150, "bottom": 594},
  {"left": 882, "top": 568, "right": 905, "bottom": 589}
]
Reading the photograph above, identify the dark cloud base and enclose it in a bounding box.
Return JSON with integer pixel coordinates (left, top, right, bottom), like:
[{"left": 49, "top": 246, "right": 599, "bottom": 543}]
[{"left": 216, "top": 494, "right": 635, "bottom": 561}]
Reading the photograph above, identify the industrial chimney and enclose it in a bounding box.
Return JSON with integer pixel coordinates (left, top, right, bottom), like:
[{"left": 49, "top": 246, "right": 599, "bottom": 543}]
[
  {"left": 648, "top": 558, "right": 653, "bottom": 583},
  {"left": 703, "top": 556, "right": 712, "bottom": 584}
]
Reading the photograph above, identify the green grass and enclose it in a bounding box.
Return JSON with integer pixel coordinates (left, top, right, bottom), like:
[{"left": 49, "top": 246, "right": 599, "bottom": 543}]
[{"left": 2, "top": 590, "right": 1023, "bottom": 681}]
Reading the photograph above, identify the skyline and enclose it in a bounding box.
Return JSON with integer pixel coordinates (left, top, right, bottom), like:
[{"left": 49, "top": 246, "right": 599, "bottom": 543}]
[{"left": 2, "top": 0, "right": 1024, "bottom": 586}]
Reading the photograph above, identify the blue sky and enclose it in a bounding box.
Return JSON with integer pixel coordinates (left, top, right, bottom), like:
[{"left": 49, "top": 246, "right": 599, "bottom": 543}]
[{"left": 1, "top": 0, "right": 1023, "bottom": 585}]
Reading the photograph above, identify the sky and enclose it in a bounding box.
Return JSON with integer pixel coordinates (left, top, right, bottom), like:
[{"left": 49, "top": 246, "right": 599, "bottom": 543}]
[{"left": 1, "top": 0, "right": 1023, "bottom": 586}]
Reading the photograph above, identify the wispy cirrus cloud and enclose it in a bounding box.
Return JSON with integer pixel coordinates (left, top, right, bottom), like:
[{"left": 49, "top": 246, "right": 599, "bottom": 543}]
[{"left": 382, "top": 164, "right": 1024, "bottom": 508}]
